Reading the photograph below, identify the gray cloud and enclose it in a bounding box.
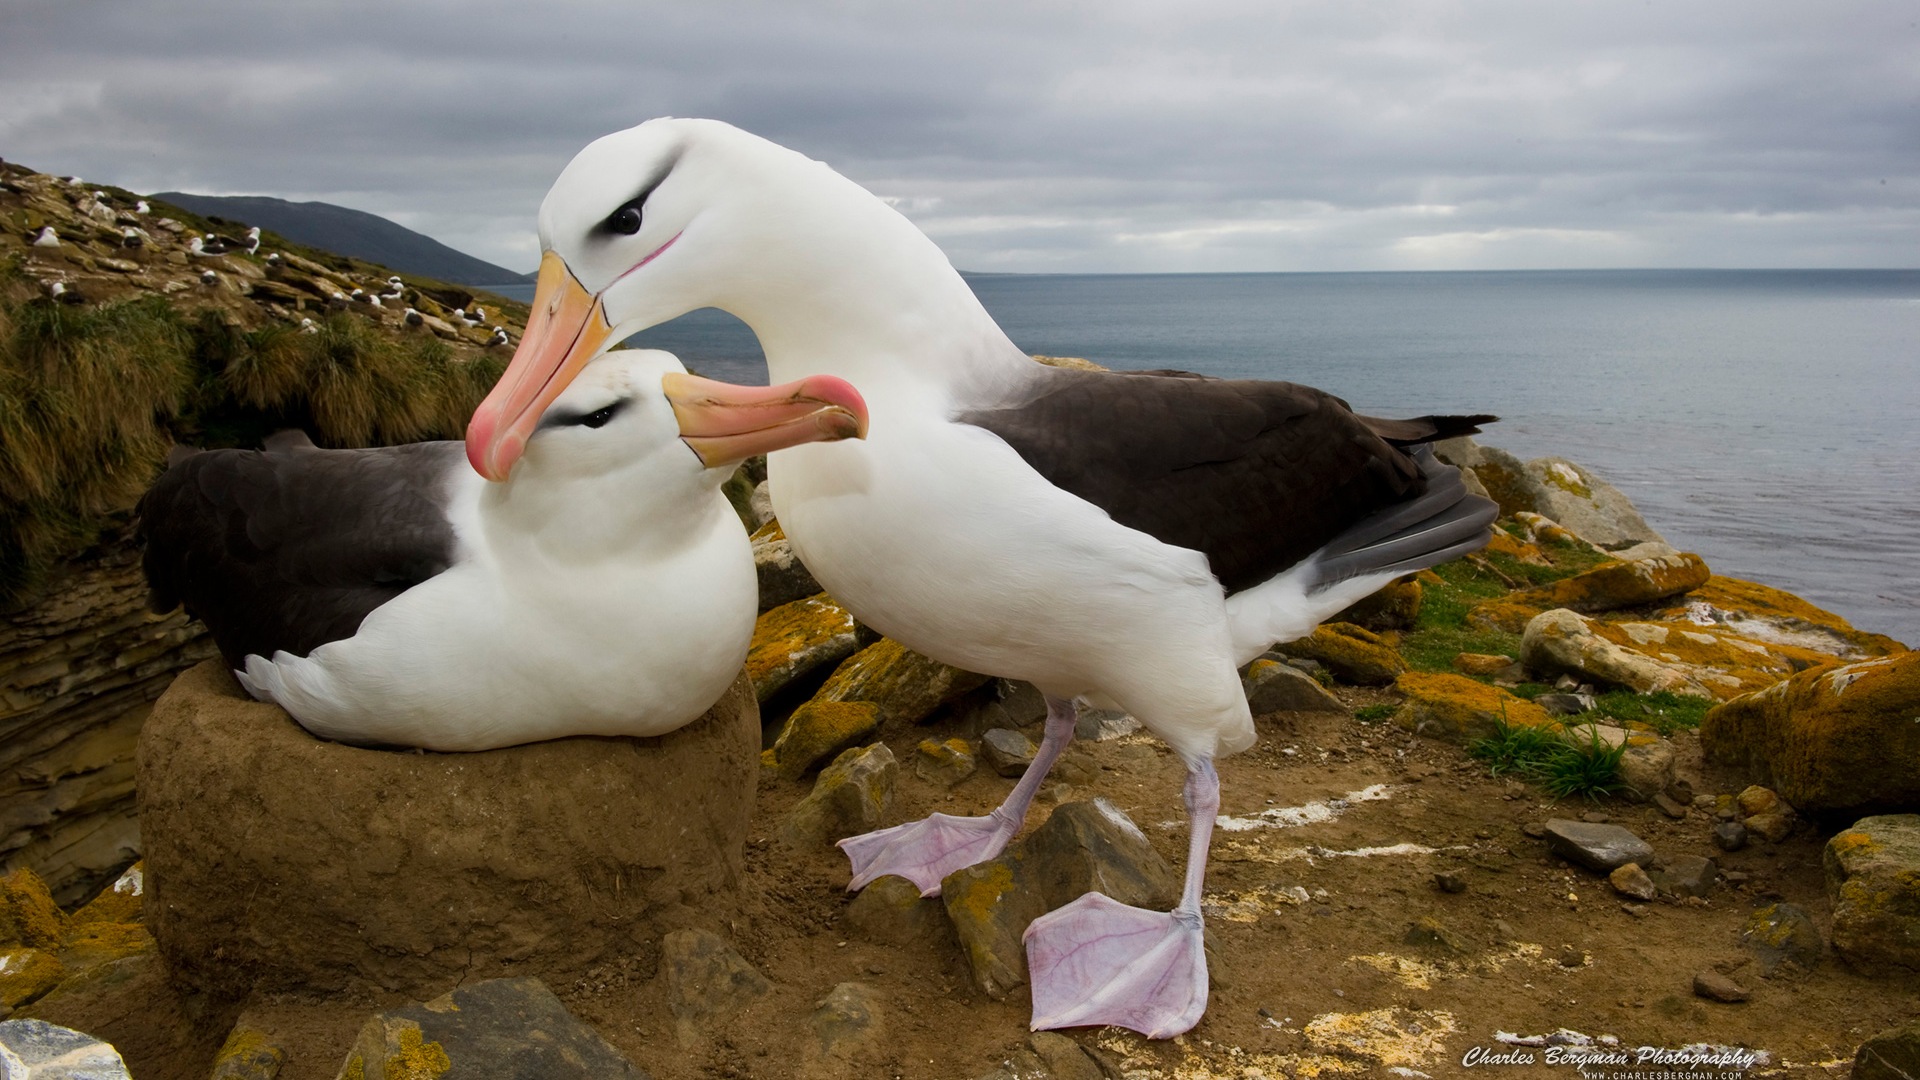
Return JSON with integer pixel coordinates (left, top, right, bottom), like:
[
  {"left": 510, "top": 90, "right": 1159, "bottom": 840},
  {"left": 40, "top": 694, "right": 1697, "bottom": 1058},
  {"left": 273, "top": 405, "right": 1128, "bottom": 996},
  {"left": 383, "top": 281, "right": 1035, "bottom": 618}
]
[{"left": 3, "top": 0, "right": 1913, "bottom": 272}]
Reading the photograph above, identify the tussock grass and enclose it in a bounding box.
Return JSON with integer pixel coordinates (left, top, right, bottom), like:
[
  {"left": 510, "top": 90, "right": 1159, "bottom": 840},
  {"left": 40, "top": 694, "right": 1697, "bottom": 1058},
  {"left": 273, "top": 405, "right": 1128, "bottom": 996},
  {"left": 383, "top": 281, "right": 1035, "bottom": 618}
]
[
  {"left": 0, "top": 261, "right": 498, "bottom": 609},
  {"left": 1468, "top": 714, "right": 1626, "bottom": 801}
]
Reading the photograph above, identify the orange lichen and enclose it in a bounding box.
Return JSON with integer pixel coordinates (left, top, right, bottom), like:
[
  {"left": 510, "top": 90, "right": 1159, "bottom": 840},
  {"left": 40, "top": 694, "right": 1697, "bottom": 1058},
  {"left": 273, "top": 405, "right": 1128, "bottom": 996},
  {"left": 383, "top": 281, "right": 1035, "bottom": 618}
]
[
  {"left": 1275, "top": 623, "right": 1406, "bottom": 686},
  {"left": 1392, "top": 672, "right": 1554, "bottom": 743},
  {"left": 812, "top": 638, "right": 988, "bottom": 724},
  {"left": 744, "top": 594, "right": 859, "bottom": 701},
  {"left": 767, "top": 700, "right": 883, "bottom": 780},
  {"left": 0, "top": 869, "right": 69, "bottom": 950}
]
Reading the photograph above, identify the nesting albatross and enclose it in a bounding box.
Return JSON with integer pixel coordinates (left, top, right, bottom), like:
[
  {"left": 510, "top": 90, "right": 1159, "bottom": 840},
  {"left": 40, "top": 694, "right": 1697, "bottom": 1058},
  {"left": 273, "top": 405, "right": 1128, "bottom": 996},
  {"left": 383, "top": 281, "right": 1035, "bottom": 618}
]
[
  {"left": 141, "top": 348, "right": 867, "bottom": 752},
  {"left": 465, "top": 119, "right": 1499, "bottom": 1037}
]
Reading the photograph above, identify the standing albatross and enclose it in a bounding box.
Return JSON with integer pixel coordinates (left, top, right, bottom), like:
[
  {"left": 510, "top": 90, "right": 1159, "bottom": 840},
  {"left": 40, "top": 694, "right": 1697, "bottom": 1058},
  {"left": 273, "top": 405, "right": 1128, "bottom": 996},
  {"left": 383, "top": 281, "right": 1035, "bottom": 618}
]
[
  {"left": 465, "top": 119, "right": 1498, "bottom": 1036},
  {"left": 142, "top": 348, "right": 867, "bottom": 751}
]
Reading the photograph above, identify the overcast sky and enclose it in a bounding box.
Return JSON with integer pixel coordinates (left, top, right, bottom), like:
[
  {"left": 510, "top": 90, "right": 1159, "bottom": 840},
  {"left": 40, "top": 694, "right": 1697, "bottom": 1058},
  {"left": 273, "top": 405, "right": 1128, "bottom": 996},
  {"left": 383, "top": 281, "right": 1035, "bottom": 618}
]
[{"left": 3, "top": 1, "right": 1914, "bottom": 274}]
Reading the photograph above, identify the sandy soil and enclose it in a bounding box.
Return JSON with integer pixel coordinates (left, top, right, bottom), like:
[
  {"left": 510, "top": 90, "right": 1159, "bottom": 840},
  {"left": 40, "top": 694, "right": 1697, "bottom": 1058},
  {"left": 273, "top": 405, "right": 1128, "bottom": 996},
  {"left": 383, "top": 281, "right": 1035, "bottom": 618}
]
[{"left": 29, "top": 692, "right": 1919, "bottom": 1079}]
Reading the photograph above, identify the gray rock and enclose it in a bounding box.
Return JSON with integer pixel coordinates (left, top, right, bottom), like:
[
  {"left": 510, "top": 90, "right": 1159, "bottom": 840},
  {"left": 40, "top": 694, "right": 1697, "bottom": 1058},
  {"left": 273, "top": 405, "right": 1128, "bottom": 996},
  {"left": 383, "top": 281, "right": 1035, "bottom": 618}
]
[
  {"left": 982, "top": 728, "right": 1037, "bottom": 777},
  {"left": 844, "top": 875, "right": 949, "bottom": 947},
  {"left": 808, "top": 981, "right": 881, "bottom": 1061},
  {"left": 1433, "top": 871, "right": 1467, "bottom": 894},
  {"left": 0, "top": 1019, "right": 129, "bottom": 1080},
  {"left": 1692, "top": 970, "right": 1749, "bottom": 1003},
  {"left": 1745, "top": 810, "right": 1795, "bottom": 843},
  {"left": 748, "top": 480, "right": 775, "bottom": 530},
  {"left": 338, "top": 977, "right": 646, "bottom": 1077},
  {"left": 1652, "top": 793, "right": 1689, "bottom": 819},
  {"left": 752, "top": 531, "right": 822, "bottom": 612},
  {"left": 1242, "top": 660, "right": 1346, "bottom": 714},
  {"left": 1825, "top": 813, "right": 1920, "bottom": 974},
  {"left": 1740, "top": 903, "right": 1823, "bottom": 976},
  {"left": 782, "top": 745, "right": 898, "bottom": 848},
  {"left": 1028, "top": 1032, "right": 1105, "bottom": 1080},
  {"left": 1542, "top": 819, "right": 1655, "bottom": 874},
  {"left": 1713, "top": 821, "right": 1749, "bottom": 852},
  {"left": 1522, "top": 609, "right": 1714, "bottom": 697},
  {"left": 1654, "top": 854, "right": 1717, "bottom": 899},
  {"left": 1618, "top": 739, "right": 1677, "bottom": 803},
  {"left": 998, "top": 681, "right": 1051, "bottom": 726},
  {"left": 1073, "top": 705, "right": 1142, "bottom": 741},
  {"left": 662, "top": 930, "right": 772, "bottom": 1046},
  {"left": 1608, "top": 863, "right": 1657, "bottom": 901},
  {"left": 1534, "top": 692, "right": 1595, "bottom": 716},
  {"left": 1854, "top": 1017, "right": 1920, "bottom": 1080},
  {"left": 942, "top": 800, "right": 1175, "bottom": 999},
  {"left": 1431, "top": 438, "right": 1666, "bottom": 549}
]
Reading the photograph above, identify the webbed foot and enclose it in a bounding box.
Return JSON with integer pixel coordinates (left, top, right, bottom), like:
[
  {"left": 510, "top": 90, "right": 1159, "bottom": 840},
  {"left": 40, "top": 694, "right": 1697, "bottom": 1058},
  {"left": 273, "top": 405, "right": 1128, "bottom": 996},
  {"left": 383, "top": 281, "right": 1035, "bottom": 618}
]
[
  {"left": 1023, "top": 892, "right": 1208, "bottom": 1039},
  {"left": 838, "top": 810, "right": 1019, "bottom": 895}
]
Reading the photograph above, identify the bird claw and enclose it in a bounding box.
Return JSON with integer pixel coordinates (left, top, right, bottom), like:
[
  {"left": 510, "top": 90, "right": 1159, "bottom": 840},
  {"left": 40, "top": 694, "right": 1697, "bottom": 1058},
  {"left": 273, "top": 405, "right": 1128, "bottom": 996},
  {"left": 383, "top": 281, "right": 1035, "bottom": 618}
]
[
  {"left": 1024, "top": 892, "right": 1208, "bottom": 1039},
  {"left": 838, "top": 811, "right": 1019, "bottom": 896}
]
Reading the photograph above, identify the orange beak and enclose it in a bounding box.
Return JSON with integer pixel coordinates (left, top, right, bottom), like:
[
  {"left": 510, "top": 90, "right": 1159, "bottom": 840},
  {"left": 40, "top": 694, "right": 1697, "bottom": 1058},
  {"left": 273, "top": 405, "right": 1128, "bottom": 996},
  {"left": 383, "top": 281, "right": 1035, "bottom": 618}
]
[
  {"left": 665, "top": 372, "right": 869, "bottom": 467},
  {"left": 467, "top": 251, "right": 614, "bottom": 480}
]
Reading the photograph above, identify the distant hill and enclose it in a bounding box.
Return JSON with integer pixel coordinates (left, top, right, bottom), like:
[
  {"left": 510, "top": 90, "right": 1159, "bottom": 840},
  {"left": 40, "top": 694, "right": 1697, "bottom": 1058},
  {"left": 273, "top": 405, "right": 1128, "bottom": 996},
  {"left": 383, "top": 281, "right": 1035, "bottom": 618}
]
[{"left": 151, "top": 192, "right": 530, "bottom": 286}]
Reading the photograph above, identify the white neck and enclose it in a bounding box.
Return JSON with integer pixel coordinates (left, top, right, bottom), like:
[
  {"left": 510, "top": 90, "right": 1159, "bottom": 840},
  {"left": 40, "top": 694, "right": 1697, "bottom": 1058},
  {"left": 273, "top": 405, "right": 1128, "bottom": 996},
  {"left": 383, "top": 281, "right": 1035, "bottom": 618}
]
[{"left": 476, "top": 455, "right": 724, "bottom": 567}]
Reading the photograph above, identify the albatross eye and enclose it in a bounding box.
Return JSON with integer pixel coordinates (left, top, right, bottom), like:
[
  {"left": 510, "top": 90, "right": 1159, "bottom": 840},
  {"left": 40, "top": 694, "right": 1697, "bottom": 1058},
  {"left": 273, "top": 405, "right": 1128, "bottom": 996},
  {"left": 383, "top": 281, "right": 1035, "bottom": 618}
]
[
  {"left": 608, "top": 205, "right": 643, "bottom": 235},
  {"left": 579, "top": 403, "right": 621, "bottom": 429}
]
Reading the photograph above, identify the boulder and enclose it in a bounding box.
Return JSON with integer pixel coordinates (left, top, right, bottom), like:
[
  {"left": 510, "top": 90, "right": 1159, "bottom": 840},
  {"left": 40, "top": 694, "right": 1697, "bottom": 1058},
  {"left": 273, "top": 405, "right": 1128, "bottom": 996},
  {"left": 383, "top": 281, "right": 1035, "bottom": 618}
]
[
  {"left": 844, "top": 876, "right": 950, "bottom": 949},
  {"left": 1391, "top": 672, "right": 1554, "bottom": 744},
  {"left": 781, "top": 744, "right": 898, "bottom": 848},
  {"left": 0, "top": 1018, "right": 129, "bottom": 1079},
  {"left": 338, "top": 976, "right": 647, "bottom": 1078},
  {"left": 138, "top": 661, "right": 758, "bottom": 997},
  {"left": 0, "top": 949, "right": 63, "bottom": 1008},
  {"left": 1617, "top": 739, "right": 1677, "bottom": 803},
  {"left": 1701, "top": 653, "right": 1920, "bottom": 818},
  {"left": 1501, "top": 553, "right": 1711, "bottom": 614},
  {"left": 766, "top": 701, "right": 882, "bottom": 780},
  {"left": 805, "top": 981, "right": 883, "bottom": 1069},
  {"left": 1652, "top": 854, "right": 1717, "bottom": 899},
  {"left": 942, "top": 800, "right": 1175, "bottom": 999},
  {"left": 1452, "top": 653, "right": 1515, "bottom": 677},
  {"left": 981, "top": 729, "right": 1037, "bottom": 777},
  {"left": 1431, "top": 439, "right": 1665, "bottom": 549},
  {"left": 1855, "top": 1017, "right": 1920, "bottom": 1080},
  {"left": 1824, "top": 814, "right": 1920, "bottom": 974},
  {"left": 812, "top": 639, "right": 989, "bottom": 725},
  {"left": 745, "top": 596, "right": 862, "bottom": 703},
  {"left": 1272, "top": 623, "right": 1405, "bottom": 686},
  {"left": 1542, "top": 819, "right": 1654, "bottom": 874},
  {"left": 1243, "top": 660, "right": 1346, "bottom": 714},
  {"left": 1072, "top": 704, "right": 1140, "bottom": 741},
  {"left": 1521, "top": 609, "right": 1714, "bottom": 697},
  {"left": 0, "top": 871, "right": 67, "bottom": 952},
  {"left": 749, "top": 521, "right": 821, "bottom": 612},
  {"left": 208, "top": 1023, "right": 286, "bottom": 1080}
]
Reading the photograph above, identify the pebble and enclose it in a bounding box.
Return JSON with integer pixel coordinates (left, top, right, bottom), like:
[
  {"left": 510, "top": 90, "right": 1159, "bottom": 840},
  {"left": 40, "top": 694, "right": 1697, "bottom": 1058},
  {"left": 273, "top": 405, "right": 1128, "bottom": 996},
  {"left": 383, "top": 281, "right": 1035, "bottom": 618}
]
[
  {"left": 1692, "top": 970, "right": 1750, "bottom": 1003},
  {"left": 1433, "top": 872, "right": 1468, "bottom": 894},
  {"left": 1713, "top": 821, "right": 1748, "bottom": 851},
  {"left": 1608, "top": 863, "right": 1657, "bottom": 901},
  {"left": 1542, "top": 819, "right": 1655, "bottom": 874},
  {"left": 1652, "top": 793, "right": 1689, "bottom": 819},
  {"left": 981, "top": 728, "right": 1037, "bottom": 777}
]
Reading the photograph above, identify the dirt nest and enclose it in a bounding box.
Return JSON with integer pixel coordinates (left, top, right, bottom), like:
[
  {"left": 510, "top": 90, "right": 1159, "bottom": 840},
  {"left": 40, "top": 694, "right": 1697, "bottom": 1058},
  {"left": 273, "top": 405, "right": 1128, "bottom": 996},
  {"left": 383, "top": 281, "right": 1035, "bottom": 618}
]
[{"left": 136, "top": 661, "right": 758, "bottom": 998}]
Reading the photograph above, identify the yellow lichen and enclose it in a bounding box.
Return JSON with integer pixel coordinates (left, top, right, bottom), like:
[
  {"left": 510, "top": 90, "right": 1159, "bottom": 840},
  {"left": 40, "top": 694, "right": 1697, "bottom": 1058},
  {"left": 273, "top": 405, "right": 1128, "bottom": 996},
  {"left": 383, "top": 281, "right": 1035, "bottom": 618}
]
[
  {"left": 1393, "top": 671, "right": 1554, "bottom": 743},
  {"left": 383, "top": 1024, "right": 452, "bottom": 1080},
  {"left": 0, "top": 869, "right": 68, "bottom": 950}
]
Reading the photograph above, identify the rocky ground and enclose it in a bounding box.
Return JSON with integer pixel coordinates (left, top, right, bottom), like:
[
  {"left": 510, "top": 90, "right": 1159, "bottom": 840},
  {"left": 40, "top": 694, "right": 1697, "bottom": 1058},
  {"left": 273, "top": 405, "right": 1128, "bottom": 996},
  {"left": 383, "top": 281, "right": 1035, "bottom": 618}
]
[{"left": 2, "top": 160, "right": 1917, "bottom": 1080}]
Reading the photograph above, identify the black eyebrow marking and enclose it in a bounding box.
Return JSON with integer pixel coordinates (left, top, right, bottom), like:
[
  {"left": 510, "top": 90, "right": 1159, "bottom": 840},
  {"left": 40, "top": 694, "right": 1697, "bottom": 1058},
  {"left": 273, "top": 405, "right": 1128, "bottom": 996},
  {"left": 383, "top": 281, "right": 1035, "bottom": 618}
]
[
  {"left": 595, "top": 147, "right": 685, "bottom": 238},
  {"left": 537, "top": 398, "right": 630, "bottom": 431}
]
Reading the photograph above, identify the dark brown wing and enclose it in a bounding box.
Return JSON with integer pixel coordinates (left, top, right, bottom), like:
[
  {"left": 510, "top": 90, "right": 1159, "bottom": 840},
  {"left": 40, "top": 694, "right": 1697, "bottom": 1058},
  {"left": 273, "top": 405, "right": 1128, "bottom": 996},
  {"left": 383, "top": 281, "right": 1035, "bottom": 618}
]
[
  {"left": 961, "top": 367, "right": 1495, "bottom": 593},
  {"left": 137, "top": 438, "right": 464, "bottom": 668}
]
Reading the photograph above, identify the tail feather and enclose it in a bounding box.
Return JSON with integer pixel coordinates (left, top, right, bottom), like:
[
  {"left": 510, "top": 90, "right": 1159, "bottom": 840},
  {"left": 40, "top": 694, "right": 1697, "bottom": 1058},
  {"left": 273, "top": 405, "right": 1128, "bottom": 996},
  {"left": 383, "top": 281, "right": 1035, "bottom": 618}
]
[
  {"left": 1311, "top": 446, "right": 1498, "bottom": 590},
  {"left": 1360, "top": 413, "right": 1499, "bottom": 447}
]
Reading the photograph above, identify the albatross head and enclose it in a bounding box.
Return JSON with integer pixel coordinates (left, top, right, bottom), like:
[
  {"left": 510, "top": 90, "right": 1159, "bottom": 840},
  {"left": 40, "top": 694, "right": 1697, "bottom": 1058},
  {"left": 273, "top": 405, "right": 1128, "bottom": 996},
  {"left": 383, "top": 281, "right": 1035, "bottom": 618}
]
[{"left": 466, "top": 118, "right": 960, "bottom": 481}]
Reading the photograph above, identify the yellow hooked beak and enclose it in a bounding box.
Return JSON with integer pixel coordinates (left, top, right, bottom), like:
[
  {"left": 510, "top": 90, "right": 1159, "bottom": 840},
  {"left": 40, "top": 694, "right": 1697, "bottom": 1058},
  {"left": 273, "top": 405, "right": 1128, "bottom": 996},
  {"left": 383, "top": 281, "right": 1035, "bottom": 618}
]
[{"left": 466, "top": 252, "right": 614, "bottom": 481}]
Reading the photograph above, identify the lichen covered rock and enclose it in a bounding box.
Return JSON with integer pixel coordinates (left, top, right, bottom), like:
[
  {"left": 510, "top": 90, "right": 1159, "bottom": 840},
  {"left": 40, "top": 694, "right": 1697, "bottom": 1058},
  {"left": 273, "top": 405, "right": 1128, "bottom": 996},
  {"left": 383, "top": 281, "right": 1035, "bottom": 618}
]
[
  {"left": 781, "top": 744, "right": 898, "bottom": 848},
  {"left": 0, "top": 869, "right": 68, "bottom": 951},
  {"left": 911, "top": 738, "right": 977, "bottom": 788},
  {"left": 1243, "top": 659, "right": 1345, "bottom": 714},
  {"left": 0, "top": 947, "right": 64, "bottom": 1007},
  {"left": 745, "top": 595, "right": 862, "bottom": 703},
  {"left": 139, "top": 661, "right": 759, "bottom": 997},
  {"left": 1521, "top": 609, "right": 1714, "bottom": 697},
  {"left": 766, "top": 700, "right": 883, "bottom": 780},
  {"left": 1702, "top": 653, "right": 1920, "bottom": 818},
  {"left": 1332, "top": 578, "right": 1422, "bottom": 632},
  {"left": 1501, "top": 552, "right": 1711, "bottom": 614},
  {"left": 812, "top": 638, "right": 988, "bottom": 725},
  {"left": 750, "top": 520, "right": 823, "bottom": 613},
  {"left": 1391, "top": 671, "right": 1554, "bottom": 743},
  {"left": 338, "top": 976, "right": 646, "bottom": 1078},
  {"left": 1274, "top": 623, "right": 1405, "bottom": 686},
  {"left": 1824, "top": 814, "right": 1920, "bottom": 974}
]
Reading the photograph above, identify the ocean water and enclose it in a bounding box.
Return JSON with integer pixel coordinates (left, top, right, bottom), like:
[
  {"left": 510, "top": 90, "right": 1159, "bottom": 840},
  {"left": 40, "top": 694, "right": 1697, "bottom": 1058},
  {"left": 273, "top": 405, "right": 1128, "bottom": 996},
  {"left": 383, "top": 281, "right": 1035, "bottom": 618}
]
[{"left": 496, "top": 270, "right": 1920, "bottom": 644}]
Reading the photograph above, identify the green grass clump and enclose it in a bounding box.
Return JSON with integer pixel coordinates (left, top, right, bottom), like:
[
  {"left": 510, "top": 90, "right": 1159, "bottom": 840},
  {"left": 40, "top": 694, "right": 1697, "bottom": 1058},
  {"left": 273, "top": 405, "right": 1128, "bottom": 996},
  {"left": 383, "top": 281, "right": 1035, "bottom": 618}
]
[
  {"left": 1469, "top": 716, "right": 1625, "bottom": 801},
  {"left": 1353, "top": 704, "right": 1396, "bottom": 723},
  {"left": 1584, "top": 689, "right": 1713, "bottom": 735}
]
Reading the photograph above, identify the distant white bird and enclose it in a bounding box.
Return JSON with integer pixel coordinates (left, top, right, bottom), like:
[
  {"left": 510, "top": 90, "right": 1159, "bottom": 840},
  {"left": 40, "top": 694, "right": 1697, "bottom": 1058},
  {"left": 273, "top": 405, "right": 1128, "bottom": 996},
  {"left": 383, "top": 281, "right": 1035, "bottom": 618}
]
[
  {"left": 469, "top": 305, "right": 487, "bottom": 323},
  {"left": 121, "top": 227, "right": 145, "bottom": 249},
  {"left": 486, "top": 326, "right": 509, "bottom": 347},
  {"left": 201, "top": 269, "right": 218, "bottom": 286},
  {"left": 379, "top": 276, "right": 404, "bottom": 300},
  {"left": 92, "top": 191, "right": 108, "bottom": 203},
  {"left": 31, "top": 227, "right": 59, "bottom": 248},
  {"left": 265, "top": 252, "right": 282, "bottom": 266},
  {"left": 350, "top": 288, "right": 367, "bottom": 303},
  {"left": 298, "top": 318, "right": 319, "bottom": 335},
  {"left": 244, "top": 227, "right": 261, "bottom": 255},
  {"left": 328, "top": 291, "right": 349, "bottom": 309},
  {"left": 404, "top": 307, "right": 424, "bottom": 327},
  {"left": 47, "top": 280, "right": 81, "bottom": 304},
  {"left": 187, "top": 237, "right": 215, "bottom": 257},
  {"left": 452, "top": 308, "right": 479, "bottom": 327},
  {"left": 63, "top": 176, "right": 83, "bottom": 187},
  {"left": 135, "top": 200, "right": 151, "bottom": 215}
]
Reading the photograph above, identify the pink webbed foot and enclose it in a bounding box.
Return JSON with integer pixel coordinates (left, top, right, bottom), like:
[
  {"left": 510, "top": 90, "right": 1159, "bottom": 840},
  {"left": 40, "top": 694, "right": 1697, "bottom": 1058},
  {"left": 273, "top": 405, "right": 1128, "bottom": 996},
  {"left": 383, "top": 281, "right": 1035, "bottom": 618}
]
[
  {"left": 1023, "top": 891, "right": 1208, "bottom": 1039},
  {"left": 838, "top": 810, "right": 1019, "bottom": 896}
]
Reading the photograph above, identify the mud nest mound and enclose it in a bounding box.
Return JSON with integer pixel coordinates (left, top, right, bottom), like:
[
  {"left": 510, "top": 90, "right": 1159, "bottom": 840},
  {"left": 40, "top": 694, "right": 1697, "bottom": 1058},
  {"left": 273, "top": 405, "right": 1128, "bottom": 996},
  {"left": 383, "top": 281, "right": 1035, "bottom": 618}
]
[{"left": 136, "top": 660, "right": 758, "bottom": 998}]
